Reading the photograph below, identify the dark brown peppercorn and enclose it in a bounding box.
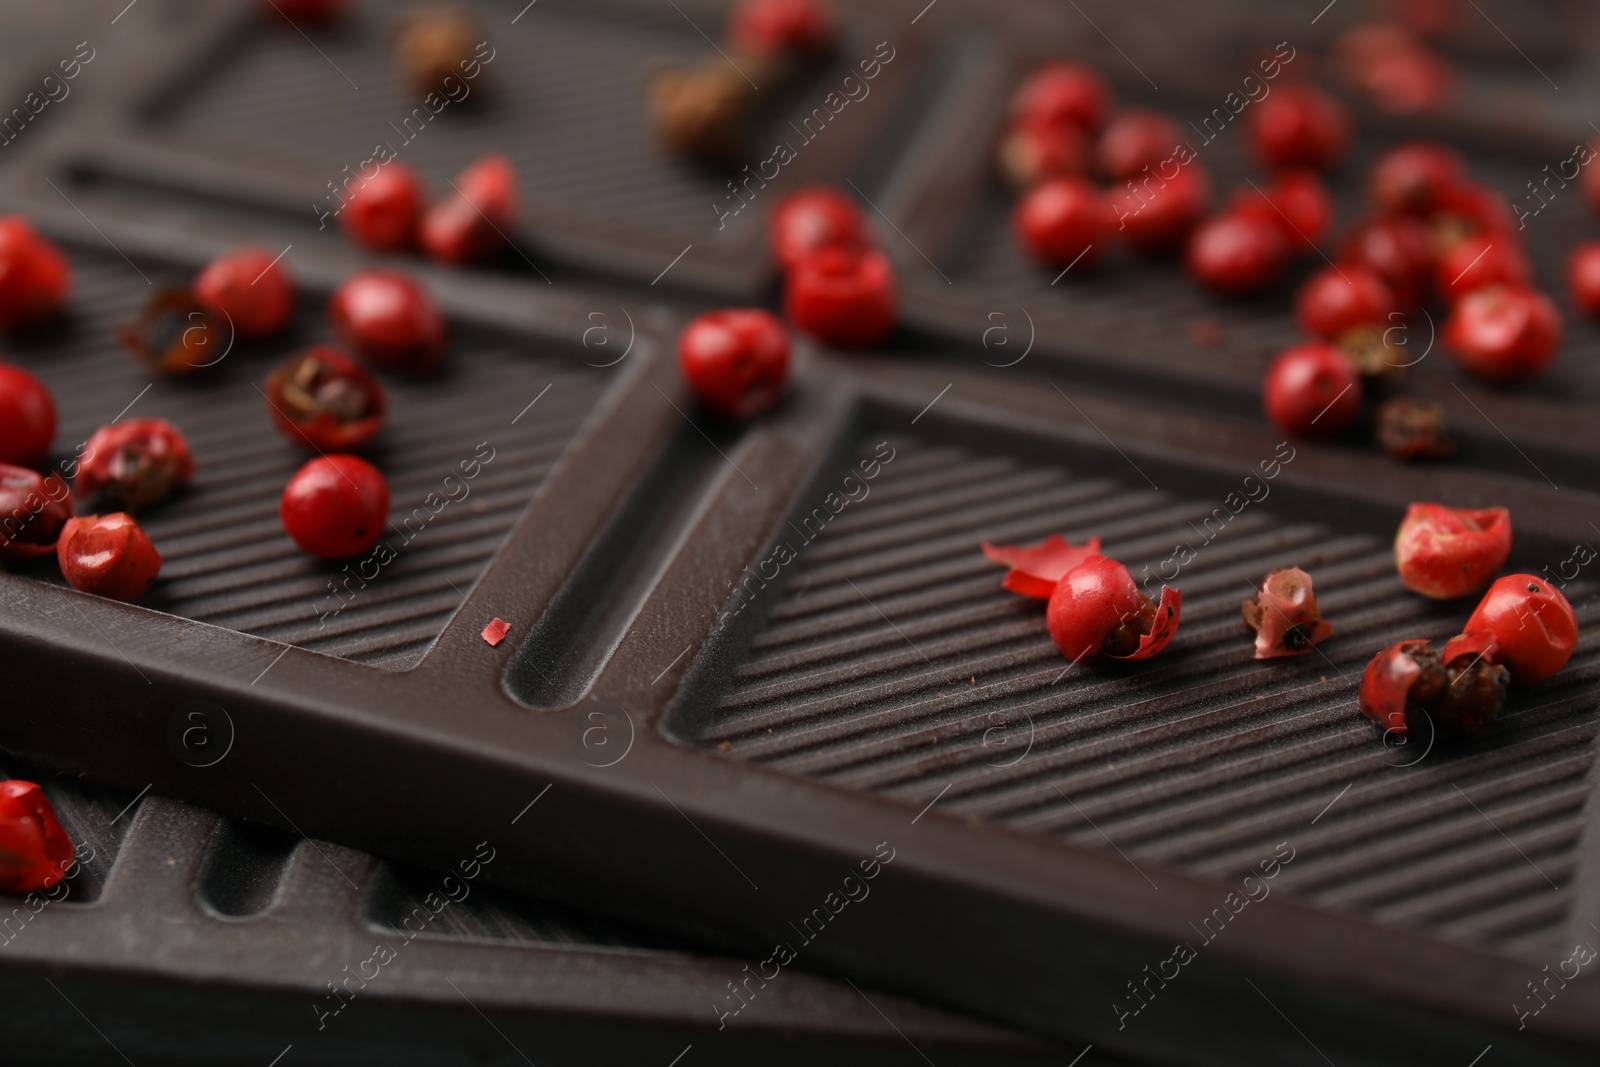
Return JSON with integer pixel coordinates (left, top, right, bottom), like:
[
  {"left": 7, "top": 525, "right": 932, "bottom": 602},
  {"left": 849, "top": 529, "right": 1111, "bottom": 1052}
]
[{"left": 396, "top": 7, "right": 479, "bottom": 97}]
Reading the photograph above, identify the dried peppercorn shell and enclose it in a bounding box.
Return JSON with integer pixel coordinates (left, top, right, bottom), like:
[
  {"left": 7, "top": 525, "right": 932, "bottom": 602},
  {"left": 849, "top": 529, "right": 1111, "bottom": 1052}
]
[
  {"left": 1393, "top": 502, "right": 1510, "bottom": 599},
  {"left": 75, "top": 417, "right": 196, "bottom": 513},
  {"left": 1241, "top": 567, "right": 1333, "bottom": 659},
  {"left": 1375, "top": 396, "right": 1454, "bottom": 460},
  {"left": 981, "top": 534, "right": 1103, "bottom": 600},
  {"left": 0, "top": 780, "right": 76, "bottom": 895},
  {"left": 264, "top": 346, "right": 386, "bottom": 451},
  {"left": 117, "top": 288, "right": 223, "bottom": 375},
  {"left": 1358, "top": 635, "right": 1510, "bottom": 738},
  {"left": 0, "top": 464, "right": 73, "bottom": 562}
]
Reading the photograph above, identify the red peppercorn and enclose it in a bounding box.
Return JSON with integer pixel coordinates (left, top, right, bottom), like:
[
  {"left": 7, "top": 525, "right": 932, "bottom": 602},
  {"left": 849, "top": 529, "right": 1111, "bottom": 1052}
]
[
  {"left": 997, "top": 120, "right": 1092, "bottom": 190},
  {"left": 1014, "top": 177, "right": 1107, "bottom": 267},
  {"left": 678, "top": 309, "right": 790, "bottom": 421},
  {"left": 0, "top": 217, "right": 71, "bottom": 332},
  {"left": 1262, "top": 342, "right": 1362, "bottom": 438},
  {"left": 280, "top": 454, "right": 390, "bottom": 560},
  {"left": 1367, "top": 141, "right": 1462, "bottom": 215},
  {"left": 328, "top": 269, "right": 447, "bottom": 374},
  {"left": 1009, "top": 62, "right": 1109, "bottom": 133},
  {"left": 727, "top": 0, "right": 837, "bottom": 58},
  {"left": 1363, "top": 45, "right": 1455, "bottom": 115},
  {"left": 1338, "top": 215, "right": 1435, "bottom": 306},
  {"left": 1565, "top": 240, "right": 1600, "bottom": 317},
  {"left": 340, "top": 162, "right": 426, "bottom": 253},
  {"left": 0, "top": 464, "right": 73, "bottom": 561},
  {"left": 264, "top": 347, "right": 386, "bottom": 451},
  {"left": 1434, "top": 234, "right": 1530, "bottom": 303},
  {"left": 1295, "top": 264, "right": 1394, "bottom": 340},
  {"left": 419, "top": 155, "right": 519, "bottom": 266},
  {"left": 1096, "top": 109, "right": 1181, "bottom": 181},
  {"left": 57, "top": 513, "right": 161, "bottom": 601},
  {"left": 193, "top": 245, "right": 295, "bottom": 342},
  {"left": 1186, "top": 212, "right": 1290, "bottom": 296},
  {"left": 1046, "top": 555, "right": 1180, "bottom": 662},
  {"left": 118, "top": 289, "right": 222, "bottom": 375},
  {"left": 1358, "top": 637, "right": 1509, "bottom": 738},
  {"left": 1457, "top": 574, "right": 1578, "bottom": 687},
  {"left": 1393, "top": 502, "right": 1511, "bottom": 600},
  {"left": 0, "top": 780, "right": 75, "bottom": 895},
  {"left": 1108, "top": 164, "right": 1210, "bottom": 253},
  {"left": 75, "top": 418, "right": 194, "bottom": 513},
  {"left": 1241, "top": 567, "right": 1333, "bottom": 659},
  {"left": 768, "top": 187, "right": 867, "bottom": 272},
  {"left": 1443, "top": 284, "right": 1561, "bottom": 385},
  {"left": 783, "top": 245, "right": 896, "bottom": 347},
  {"left": 0, "top": 362, "right": 56, "bottom": 468},
  {"left": 1246, "top": 83, "right": 1352, "bottom": 171},
  {"left": 1229, "top": 168, "right": 1332, "bottom": 253}
]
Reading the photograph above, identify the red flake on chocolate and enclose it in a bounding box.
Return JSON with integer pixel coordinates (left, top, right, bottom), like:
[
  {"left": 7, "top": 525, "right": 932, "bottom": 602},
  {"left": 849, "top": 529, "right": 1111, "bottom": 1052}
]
[
  {"left": 482, "top": 618, "right": 511, "bottom": 646},
  {"left": 981, "top": 534, "right": 1102, "bottom": 599}
]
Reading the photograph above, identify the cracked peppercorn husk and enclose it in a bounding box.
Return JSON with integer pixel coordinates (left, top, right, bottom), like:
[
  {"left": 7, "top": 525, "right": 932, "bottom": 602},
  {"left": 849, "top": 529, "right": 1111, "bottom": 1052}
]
[
  {"left": 117, "top": 289, "right": 221, "bottom": 376},
  {"left": 1358, "top": 637, "right": 1510, "bottom": 738},
  {"left": 1375, "top": 396, "right": 1454, "bottom": 460},
  {"left": 1336, "top": 323, "right": 1408, "bottom": 382}
]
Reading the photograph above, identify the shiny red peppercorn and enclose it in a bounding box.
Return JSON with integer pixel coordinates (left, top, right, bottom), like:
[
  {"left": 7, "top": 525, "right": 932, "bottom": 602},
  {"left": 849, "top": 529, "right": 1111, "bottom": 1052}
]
[
  {"left": 1364, "top": 44, "right": 1455, "bottom": 115},
  {"left": 328, "top": 269, "right": 447, "bottom": 374},
  {"left": 57, "top": 513, "right": 161, "bottom": 601},
  {"left": 264, "top": 347, "right": 386, "bottom": 451},
  {"left": 193, "top": 245, "right": 295, "bottom": 342},
  {"left": 1457, "top": 574, "right": 1578, "bottom": 687},
  {"left": 1241, "top": 567, "right": 1333, "bottom": 659},
  {"left": 1263, "top": 342, "right": 1362, "bottom": 438},
  {"left": 0, "top": 780, "right": 75, "bottom": 895},
  {"left": 118, "top": 289, "right": 222, "bottom": 375},
  {"left": 75, "top": 418, "right": 194, "bottom": 513},
  {"left": 727, "top": 0, "right": 837, "bottom": 57},
  {"left": 1096, "top": 109, "right": 1181, "bottom": 181},
  {"left": 1368, "top": 141, "right": 1462, "bottom": 215},
  {"left": 0, "top": 362, "right": 55, "bottom": 468},
  {"left": 340, "top": 162, "right": 426, "bottom": 252},
  {"left": 0, "top": 217, "right": 71, "bottom": 332},
  {"left": 1009, "top": 62, "right": 1109, "bottom": 133},
  {"left": 1296, "top": 264, "right": 1395, "bottom": 340},
  {"left": 1186, "top": 212, "right": 1290, "bottom": 296},
  {"left": 1108, "top": 164, "right": 1210, "bottom": 253},
  {"left": 1443, "top": 284, "right": 1561, "bottom": 385},
  {"left": 1393, "top": 502, "right": 1510, "bottom": 600},
  {"left": 0, "top": 464, "right": 72, "bottom": 561},
  {"left": 1014, "top": 177, "right": 1107, "bottom": 267},
  {"left": 420, "top": 155, "right": 519, "bottom": 266},
  {"left": 677, "top": 309, "right": 790, "bottom": 421},
  {"left": 1434, "top": 234, "right": 1530, "bottom": 303},
  {"left": 1565, "top": 240, "right": 1600, "bottom": 317},
  {"left": 1046, "top": 555, "right": 1180, "bottom": 662},
  {"left": 997, "top": 119, "right": 1092, "bottom": 190},
  {"left": 783, "top": 245, "right": 896, "bottom": 347},
  {"left": 1338, "top": 215, "right": 1435, "bottom": 306},
  {"left": 1228, "top": 168, "right": 1332, "bottom": 253},
  {"left": 1358, "top": 637, "right": 1509, "bottom": 738},
  {"left": 768, "top": 187, "right": 867, "bottom": 272},
  {"left": 280, "top": 454, "right": 390, "bottom": 560},
  {"left": 1247, "top": 83, "right": 1351, "bottom": 171}
]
